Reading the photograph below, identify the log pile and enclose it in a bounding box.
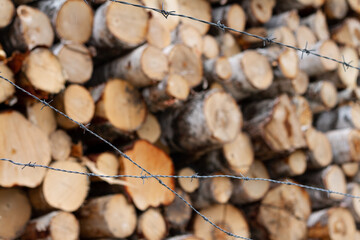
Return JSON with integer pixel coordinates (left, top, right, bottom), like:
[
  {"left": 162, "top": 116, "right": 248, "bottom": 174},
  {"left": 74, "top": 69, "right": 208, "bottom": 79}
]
[{"left": 1, "top": 0, "right": 360, "bottom": 239}]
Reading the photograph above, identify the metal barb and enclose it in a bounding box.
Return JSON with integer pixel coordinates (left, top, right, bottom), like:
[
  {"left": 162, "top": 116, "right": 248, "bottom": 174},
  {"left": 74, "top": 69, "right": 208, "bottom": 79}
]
[
  {"left": 263, "top": 35, "right": 276, "bottom": 47},
  {"left": 342, "top": 55, "right": 353, "bottom": 72},
  {"left": 160, "top": 2, "right": 175, "bottom": 19},
  {"left": 41, "top": 99, "right": 53, "bottom": 110},
  {"left": 216, "top": 20, "right": 226, "bottom": 31}
]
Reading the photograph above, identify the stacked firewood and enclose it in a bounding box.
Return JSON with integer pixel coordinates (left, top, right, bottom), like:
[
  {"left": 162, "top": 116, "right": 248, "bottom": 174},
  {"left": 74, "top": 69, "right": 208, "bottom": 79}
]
[{"left": 1, "top": 0, "right": 360, "bottom": 239}]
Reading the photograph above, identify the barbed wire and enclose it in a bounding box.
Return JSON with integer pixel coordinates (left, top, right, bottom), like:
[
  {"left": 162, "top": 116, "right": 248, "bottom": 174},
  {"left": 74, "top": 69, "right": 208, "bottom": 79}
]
[
  {"left": 103, "top": 0, "right": 359, "bottom": 71},
  {"left": 1, "top": 158, "right": 360, "bottom": 201}
]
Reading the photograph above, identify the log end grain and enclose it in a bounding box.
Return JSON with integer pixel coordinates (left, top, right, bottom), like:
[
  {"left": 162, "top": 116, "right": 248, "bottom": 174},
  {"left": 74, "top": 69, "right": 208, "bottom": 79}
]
[{"left": 0, "top": 0, "right": 14, "bottom": 29}]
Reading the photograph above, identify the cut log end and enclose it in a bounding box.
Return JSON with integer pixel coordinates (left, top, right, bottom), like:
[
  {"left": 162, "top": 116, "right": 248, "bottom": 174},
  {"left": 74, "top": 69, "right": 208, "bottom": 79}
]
[
  {"left": 136, "top": 114, "right": 161, "bottom": 143},
  {"left": 0, "top": 62, "right": 15, "bottom": 104},
  {"left": 138, "top": 208, "right": 167, "bottom": 240},
  {"left": 305, "top": 127, "right": 333, "bottom": 168},
  {"left": 178, "top": 167, "right": 199, "bottom": 193},
  {"left": 0, "top": 0, "right": 14, "bottom": 29},
  {"left": 166, "top": 74, "right": 190, "bottom": 100},
  {"left": 141, "top": 45, "right": 169, "bottom": 81}
]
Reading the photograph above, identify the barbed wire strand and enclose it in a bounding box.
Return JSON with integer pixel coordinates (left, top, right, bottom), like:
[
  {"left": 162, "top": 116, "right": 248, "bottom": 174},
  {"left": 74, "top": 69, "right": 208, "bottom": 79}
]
[
  {"left": 0, "top": 75, "right": 250, "bottom": 240},
  {"left": 105, "top": 0, "right": 359, "bottom": 71},
  {"left": 2, "top": 158, "right": 360, "bottom": 201}
]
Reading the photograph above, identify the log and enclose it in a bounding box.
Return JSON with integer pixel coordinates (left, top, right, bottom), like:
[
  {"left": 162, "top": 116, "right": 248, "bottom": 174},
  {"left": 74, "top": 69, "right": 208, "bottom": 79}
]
[
  {"left": 136, "top": 113, "right": 161, "bottom": 143},
  {"left": 301, "top": 10, "right": 330, "bottom": 40},
  {"left": 146, "top": 17, "right": 171, "bottom": 49},
  {"left": 258, "top": 182, "right": 311, "bottom": 240},
  {"left": 0, "top": 188, "right": 31, "bottom": 239},
  {"left": 21, "top": 211, "right": 79, "bottom": 240},
  {"left": 0, "top": 111, "right": 51, "bottom": 187},
  {"left": 85, "top": 152, "right": 119, "bottom": 178},
  {"left": 165, "top": 44, "right": 203, "bottom": 88},
  {"left": 161, "top": 89, "right": 242, "bottom": 153},
  {"left": 93, "top": 44, "right": 168, "bottom": 88},
  {"left": 337, "top": 87, "right": 360, "bottom": 105},
  {"left": 304, "top": 127, "right": 333, "bottom": 168},
  {"left": 52, "top": 43, "right": 93, "bottom": 84},
  {"left": 292, "top": 95, "right": 313, "bottom": 130},
  {"left": 332, "top": 18, "right": 360, "bottom": 48},
  {"left": 237, "top": 27, "right": 267, "bottom": 49},
  {"left": 94, "top": 79, "right": 147, "bottom": 133},
  {"left": 307, "top": 208, "right": 356, "bottom": 239},
  {"left": 326, "top": 128, "right": 360, "bottom": 164},
  {"left": 143, "top": 0, "right": 179, "bottom": 31},
  {"left": 177, "top": 167, "right": 200, "bottom": 193},
  {"left": 79, "top": 194, "right": 137, "bottom": 238},
  {"left": 275, "top": 0, "right": 318, "bottom": 11},
  {"left": 142, "top": 74, "right": 189, "bottom": 112},
  {"left": 231, "top": 161, "right": 270, "bottom": 204},
  {"left": 341, "top": 162, "right": 359, "bottom": 178},
  {"left": 324, "top": 0, "right": 348, "bottom": 20},
  {"left": 4, "top": 5, "right": 54, "bottom": 52},
  {"left": 299, "top": 40, "right": 341, "bottom": 76},
  {"left": 212, "top": 4, "right": 246, "bottom": 34},
  {"left": 242, "top": 0, "right": 276, "bottom": 25},
  {"left": 221, "top": 50, "right": 273, "bottom": 100},
  {"left": 172, "top": 24, "right": 203, "bottom": 57},
  {"left": 54, "top": 84, "right": 95, "bottom": 129},
  {"left": 28, "top": 160, "right": 89, "bottom": 212},
  {"left": 177, "top": 0, "right": 211, "bottom": 35},
  {"left": 0, "top": 0, "right": 15, "bottom": 29},
  {"left": 21, "top": 48, "right": 66, "bottom": 94},
  {"left": 0, "top": 44, "right": 6, "bottom": 60},
  {"left": 305, "top": 80, "right": 338, "bottom": 113},
  {"left": 217, "top": 32, "right": 240, "bottom": 57},
  {"left": 0, "top": 61, "right": 15, "bottom": 104},
  {"left": 202, "top": 35, "right": 219, "bottom": 59},
  {"left": 193, "top": 204, "right": 250, "bottom": 240},
  {"left": 167, "top": 235, "right": 201, "bottom": 240},
  {"left": 295, "top": 25, "right": 317, "bottom": 49},
  {"left": 138, "top": 208, "right": 167, "bottom": 240},
  {"left": 348, "top": 0, "right": 360, "bottom": 14},
  {"left": 27, "top": 102, "right": 57, "bottom": 137},
  {"left": 91, "top": 0, "right": 148, "bottom": 48},
  {"left": 203, "top": 57, "right": 232, "bottom": 83},
  {"left": 315, "top": 102, "right": 360, "bottom": 132},
  {"left": 121, "top": 140, "right": 175, "bottom": 210},
  {"left": 164, "top": 188, "right": 192, "bottom": 231},
  {"left": 267, "top": 150, "right": 307, "bottom": 177},
  {"left": 268, "top": 26, "right": 297, "bottom": 46},
  {"left": 243, "top": 94, "right": 306, "bottom": 160},
  {"left": 264, "top": 10, "right": 300, "bottom": 31},
  {"left": 36, "top": 0, "right": 93, "bottom": 44},
  {"left": 340, "top": 183, "right": 360, "bottom": 223},
  {"left": 49, "top": 129, "right": 72, "bottom": 161}
]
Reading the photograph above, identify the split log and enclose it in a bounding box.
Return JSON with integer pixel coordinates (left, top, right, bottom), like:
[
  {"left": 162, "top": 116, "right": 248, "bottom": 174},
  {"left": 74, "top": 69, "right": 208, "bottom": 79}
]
[
  {"left": 138, "top": 208, "right": 167, "bottom": 240},
  {"left": 202, "top": 35, "right": 219, "bottom": 59},
  {"left": 177, "top": 0, "right": 211, "bottom": 35},
  {"left": 121, "top": 140, "right": 175, "bottom": 210},
  {"left": 28, "top": 160, "right": 89, "bottom": 212},
  {"left": 341, "top": 162, "right": 359, "bottom": 177},
  {"left": 340, "top": 183, "right": 360, "bottom": 223},
  {"left": 21, "top": 48, "right": 66, "bottom": 94},
  {"left": 264, "top": 10, "right": 299, "bottom": 31},
  {"left": 94, "top": 79, "right": 147, "bottom": 133},
  {"left": 193, "top": 204, "right": 250, "bottom": 240},
  {"left": 217, "top": 32, "right": 240, "bottom": 57},
  {"left": 165, "top": 44, "right": 203, "bottom": 88},
  {"left": 144, "top": 0, "right": 179, "bottom": 31},
  {"left": 91, "top": 0, "right": 148, "bottom": 48},
  {"left": 54, "top": 84, "right": 95, "bottom": 129},
  {"left": 0, "top": 0, "right": 14, "bottom": 29},
  {"left": 304, "top": 165, "right": 347, "bottom": 208},
  {"left": 315, "top": 102, "right": 360, "bottom": 132},
  {"left": 49, "top": 129, "right": 72, "bottom": 161},
  {"left": 243, "top": 94, "right": 306, "bottom": 160},
  {"left": 27, "top": 102, "right": 57, "bottom": 136},
  {"left": 93, "top": 44, "right": 168, "bottom": 88},
  {"left": 332, "top": 18, "right": 360, "bottom": 48},
  {"left": 324, "top": 0, "right": 348, "bottom": 20},
  {"left": 203, "top": 57, "right": 232, "bottom": 83},
  {"left": 258, "top": 182, "right": 311, "bottom": 240},
  {"left": 304, "top": 127, "right": 333, "bottom": 168},
  {"left": 136, "top": 113, "right": 161, "bottom": 143},
  {"left": 242, "top": 0, "right": 276, "bottom": 25},
  {"left": 0, "top": 188, "right": 31, "bottom": 239},
  {"left": 301, "top": 10, "right": 329, "bottom": 40},
  {"left": 36, "top": 0, "right": 93, "bottom": 44},
  {"left": 231, "top": 161, "right": 270, "bottom": 205},
  {"left": 191, "top": 172, "right": 233, "bottom": 209},
  {"left": 267, "top": 150, "right": 307, "bottom": 177},
  {"left": 305, "top": 80, "right": 338, "bottom": 113},
  {"left": 221, "top": 50, "right": 273, "bottom": 100},
  {"left": 172, "top": 24, "right": 203, "bottom": 57},
  {"left": 212, "top": 4, "right": 246, "bottom": 34},
  {"left": 5, "top": 5, "right": 54, "bottom": 52},
  {"left": 326, "top": 128, "right": 360, "bottom": 164},
  {"left": 164, "top": 188, "right": 192, "bottom": 231},
  {"left": 295, "top": 25, "right": 317, "bottom": 49},
  {"left": 21, "top": 211, "right": 79, "bottom": 240},
  {"left": 142, "top": 74, "right": 189, "bottom": 113},
  {"left": 348, "top": 0, "right": 360, "bottom": 14},
  {"left": 0, "top": 62, "right": 15, "bottom": 104},
  {"left": 52, "top": 43, "right": 93, "bottom": 84},
  {"left": 299, "top": 40, "right": 341, "bottom": 76},
  {"left": 161, "top": 89, "right": 242, "bottom": 153},
  {"left": 0, "top": 111, "right": 51, "bottom": 187},
  {"left": 292, "top": 95, "right": 313, "bottom": 130},
  {"left": 79, "top": 194, "right": 137, "bottom": 238},
  {"left": 146, "top": 18, "right": 171, "bottom": 49},
  {"left": 177, "top": 167, "right": 200, "bottom": 193},
  {"left": 307, "top": 208, "right": 356, "bottom": 239}
]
